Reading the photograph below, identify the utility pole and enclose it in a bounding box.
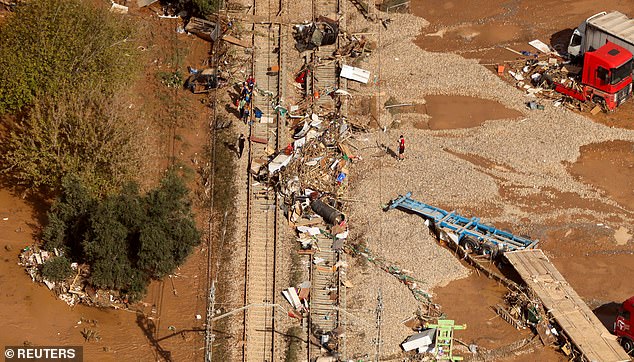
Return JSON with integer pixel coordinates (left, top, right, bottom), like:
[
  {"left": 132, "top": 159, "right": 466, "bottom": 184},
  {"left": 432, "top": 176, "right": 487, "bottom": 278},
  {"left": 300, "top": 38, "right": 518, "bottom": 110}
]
[
  {"left": 374, "top": 289, "right": 383, "bottom": 362},
  {"left": 204, "top": 282, "right": 216, "bottom": 362}
]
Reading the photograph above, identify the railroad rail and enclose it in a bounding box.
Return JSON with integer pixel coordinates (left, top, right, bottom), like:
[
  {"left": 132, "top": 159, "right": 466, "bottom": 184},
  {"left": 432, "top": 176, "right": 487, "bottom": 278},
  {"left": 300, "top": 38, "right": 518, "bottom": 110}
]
[
  {"left": 306, "top": 0, "right": 346, "bottom": 359},
  {"left": 242, "top": 0, "right": 283, "bottom": 358}
]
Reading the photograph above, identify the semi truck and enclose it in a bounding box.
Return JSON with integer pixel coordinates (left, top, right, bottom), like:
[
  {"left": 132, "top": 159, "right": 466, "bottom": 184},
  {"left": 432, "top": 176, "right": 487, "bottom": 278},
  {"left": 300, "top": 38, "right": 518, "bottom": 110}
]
[
  {"left": 568, "top": 11, "right": 634, "bottom": 58},
  {"left": 552, "top": 41, "right": 633, "bottom": 111},
  {"left": 615, "top": 295, "right": 634, "bottom": 355}
]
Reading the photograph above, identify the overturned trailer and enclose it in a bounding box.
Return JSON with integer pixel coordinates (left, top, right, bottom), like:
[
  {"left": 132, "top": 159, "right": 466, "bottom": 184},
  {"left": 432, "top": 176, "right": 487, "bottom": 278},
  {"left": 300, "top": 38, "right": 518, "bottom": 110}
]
[{"left": 385, "top": 192, "right": 538, "bottom": 258}]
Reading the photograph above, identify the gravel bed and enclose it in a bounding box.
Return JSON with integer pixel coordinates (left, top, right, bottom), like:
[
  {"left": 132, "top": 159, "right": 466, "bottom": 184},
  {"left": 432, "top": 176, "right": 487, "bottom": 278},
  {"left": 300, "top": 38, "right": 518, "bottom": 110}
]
[{"left": 342, "top": 10, "right": 634, "bottom": 359}]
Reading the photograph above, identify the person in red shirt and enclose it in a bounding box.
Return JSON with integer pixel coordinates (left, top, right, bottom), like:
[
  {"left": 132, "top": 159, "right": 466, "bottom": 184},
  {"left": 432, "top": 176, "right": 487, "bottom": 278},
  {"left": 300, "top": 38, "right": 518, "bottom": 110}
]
[{"left": 398, "top": 135, "right": 405, "bottom": 161}]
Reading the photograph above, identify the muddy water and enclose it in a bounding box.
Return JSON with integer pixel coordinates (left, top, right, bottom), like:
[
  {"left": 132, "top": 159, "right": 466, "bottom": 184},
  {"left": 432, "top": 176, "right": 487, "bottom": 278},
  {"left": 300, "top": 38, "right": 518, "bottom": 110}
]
[
  {"left": 423, "top": 95, "right": 522, "bottom": 129},
  {"left": 567, "top": 140, "right": 634, "bottom": 210},
  {"left": 432, "top": 273, "right": 519, "bottom": 349},
  {"left": 411, "top": 0, "right": 634, "bottom": 68},
  {"left": 417, "top": 23, "right": 523, "bottom": 53},
  {"left": 432, "top": 272, "right": 565, "bottom": 361},
  {"left": 0, "top": 188, "right": 207, "bottom": 360}
]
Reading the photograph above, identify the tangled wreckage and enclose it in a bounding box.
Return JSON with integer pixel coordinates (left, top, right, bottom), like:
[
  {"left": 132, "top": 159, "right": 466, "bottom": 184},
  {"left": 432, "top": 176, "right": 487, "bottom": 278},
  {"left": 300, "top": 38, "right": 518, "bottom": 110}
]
[{"left": 294, "top": 16, "right": 339, "bottom": 52}]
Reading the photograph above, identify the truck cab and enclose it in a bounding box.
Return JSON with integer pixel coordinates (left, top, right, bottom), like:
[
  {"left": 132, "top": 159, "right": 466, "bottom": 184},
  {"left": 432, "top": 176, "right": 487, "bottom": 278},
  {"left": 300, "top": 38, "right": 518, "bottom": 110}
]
[
  {"left": 614, "top": 296, "right": 634, "bottom": 355},
  {"left": 581, "top": 42, "right": 633, "bottom": 109},
  {"left": 568, "top": 12, "right": 607, "bottom": 57}
]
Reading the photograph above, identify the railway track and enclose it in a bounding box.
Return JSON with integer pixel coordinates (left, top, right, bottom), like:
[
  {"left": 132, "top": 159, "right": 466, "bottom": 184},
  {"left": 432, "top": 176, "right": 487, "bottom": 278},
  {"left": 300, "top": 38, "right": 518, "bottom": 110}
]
[
  {"left": 306, "top": 0, "right": 347, "bottom": 359},
  {"left": 241, "top": 0, "right": 348, "bottom": 357},
  {"left": 242, "top": 0, "right": 283, "bottom": 358}
]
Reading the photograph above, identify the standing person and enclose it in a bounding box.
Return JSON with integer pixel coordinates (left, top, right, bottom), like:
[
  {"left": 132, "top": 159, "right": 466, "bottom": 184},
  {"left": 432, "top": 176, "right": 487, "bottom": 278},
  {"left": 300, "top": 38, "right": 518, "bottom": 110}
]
[
  {"left": 237, "top": 134, "right": 246, "bottom": 158},
  {"left": 238, "top": 98, "right": 246, "bottom": 119},
  {"left": 242, "top": 106, "right": 250, "bottom": 124},
  {"left": 398, "top": 135, "right": 405, "bottom": 161}
]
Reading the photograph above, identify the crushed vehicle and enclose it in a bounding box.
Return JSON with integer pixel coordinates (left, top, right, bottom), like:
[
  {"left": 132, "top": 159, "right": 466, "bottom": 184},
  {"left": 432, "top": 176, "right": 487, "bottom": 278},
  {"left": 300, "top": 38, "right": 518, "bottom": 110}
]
[
  {"left": 293, "top": 16, "right": 339, "bottom": 52},
  {"left": 549, "top": 42, "right": 633, "bottom": 111}
]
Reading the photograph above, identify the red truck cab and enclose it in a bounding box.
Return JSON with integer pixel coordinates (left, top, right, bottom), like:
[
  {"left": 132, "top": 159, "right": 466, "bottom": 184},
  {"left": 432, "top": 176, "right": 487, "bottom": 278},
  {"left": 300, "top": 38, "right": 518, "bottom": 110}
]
[
  {"left": 614, "top": 295, "right": 634, "bottom": 354},
  {"left": 555, "top": 42, "right": 633, "bottom": 110}
]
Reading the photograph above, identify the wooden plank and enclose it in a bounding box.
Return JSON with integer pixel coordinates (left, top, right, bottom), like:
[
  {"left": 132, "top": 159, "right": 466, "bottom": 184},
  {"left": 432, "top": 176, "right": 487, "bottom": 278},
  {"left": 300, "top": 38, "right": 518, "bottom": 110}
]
[
  {"left": 505, "top": 250, "right": 630, "bottom": 362},
  {"left": 222, "top": 34, "right": 251, "bottom": 48}
]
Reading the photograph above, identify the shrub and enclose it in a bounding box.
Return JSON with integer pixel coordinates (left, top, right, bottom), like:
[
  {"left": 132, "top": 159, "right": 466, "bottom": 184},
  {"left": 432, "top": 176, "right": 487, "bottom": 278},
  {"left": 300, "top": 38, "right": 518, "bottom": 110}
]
[
  {"left": 0, "top": 0, "right": 138, "bottom": 114},
  {"left": 41, "top": 256, "right": 74, "bottom": 282}
]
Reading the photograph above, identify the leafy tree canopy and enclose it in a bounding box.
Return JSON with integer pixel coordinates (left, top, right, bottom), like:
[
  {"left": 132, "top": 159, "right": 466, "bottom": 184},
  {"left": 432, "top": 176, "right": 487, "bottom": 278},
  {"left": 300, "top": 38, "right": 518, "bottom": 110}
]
[
  {"left": 0, "top": 0, "right": 145, "bottom": 195},
  {"left": 0, "top": 0, "right": 138, "bottom": 113},
  {"left": 0, "top": 90, "right": 145, "bottom": 194},
  {"left": 42, "top": 171, "right": 201, "bottom": 300},
  {"left": 41, "top": 255, "right": 74, "bottom": 282}
]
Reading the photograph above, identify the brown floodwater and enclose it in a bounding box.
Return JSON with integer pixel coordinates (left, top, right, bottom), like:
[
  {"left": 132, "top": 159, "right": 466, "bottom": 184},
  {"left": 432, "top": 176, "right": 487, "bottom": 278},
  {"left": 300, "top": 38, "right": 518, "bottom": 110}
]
[
  {"left": 567, "top": 140, "right": 634, "bottom": 211},
  {"left": 422, "top": 95, "right": 522, "bottom": 130},
  {"left": 0, "top": 189, "right": 207, "bottom": 360},
  {"left": 432, "top": 272, "right": 566, "bottom": 361}
]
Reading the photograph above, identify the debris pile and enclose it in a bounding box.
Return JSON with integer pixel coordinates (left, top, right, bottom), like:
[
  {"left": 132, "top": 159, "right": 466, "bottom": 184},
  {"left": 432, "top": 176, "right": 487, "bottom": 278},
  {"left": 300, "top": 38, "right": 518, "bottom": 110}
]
[
  {"left": 502, "top": 48, "right": 604, "bottom": 112},
  {"left": 494, "top": 291, "right": 560, "bottom": 346},
  {"left": 19, "top": 245, "right": 131, "bottom": 308}
]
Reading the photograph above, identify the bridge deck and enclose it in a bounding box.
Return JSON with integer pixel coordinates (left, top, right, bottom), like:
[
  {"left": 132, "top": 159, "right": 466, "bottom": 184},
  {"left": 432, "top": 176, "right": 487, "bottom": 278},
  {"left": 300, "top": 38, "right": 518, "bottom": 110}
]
[{"left": 505, "top": 249, "right": 630, "bottom": 362}]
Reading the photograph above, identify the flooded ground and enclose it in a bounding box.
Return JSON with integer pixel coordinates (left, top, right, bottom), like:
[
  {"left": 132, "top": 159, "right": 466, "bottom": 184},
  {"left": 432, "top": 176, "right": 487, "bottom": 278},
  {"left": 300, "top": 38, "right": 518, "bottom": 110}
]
[
  {"left": 423, "top": 95, "right": 522, "bottom": 130},
  {"left": 567, "top": 140, "right": 634, "bottom": 210},
  {"left": 433, "top": 273, "right": 566, "bottom": 361},
  {"left": 412, "top": 0, "right": 634, "bottom": 64},
  {"left": 410, "top": 2, "right": 634, "bottom": 359},
  {"left": 0, "top": 190, "right": 207, "bottom": 360}
]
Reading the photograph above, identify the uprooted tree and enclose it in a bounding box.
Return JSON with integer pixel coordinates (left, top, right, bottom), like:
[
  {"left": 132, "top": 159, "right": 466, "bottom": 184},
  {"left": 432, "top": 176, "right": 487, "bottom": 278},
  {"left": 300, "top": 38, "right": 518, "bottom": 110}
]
[
  {"left": 0, "top": 0, "right": 144, "bottom": 194},
  {"left": 42, "top": 171, "right": 201, "bottom": 300}
]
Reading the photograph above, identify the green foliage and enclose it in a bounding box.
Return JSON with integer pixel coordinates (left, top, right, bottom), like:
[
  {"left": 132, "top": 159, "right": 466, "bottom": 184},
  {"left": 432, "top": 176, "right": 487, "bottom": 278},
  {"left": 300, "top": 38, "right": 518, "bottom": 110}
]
[
  {"left": 0, "top": 0, "right": 144, "bottom": 195},
  {"left": 0, "top": 0, "right": 139, "bottom": 114},
  {"left": 176, "top": 0, "right": 221, "bottom": 17},
  {"left": 41, "top": 255, "right": 74, "bottom": 282},
  {"left": 42, "top": 171, "right": 201, "bottom": 300},
  {"left": 0, "top": 90, "right": 145, "bottom": 194},
  {"left": 42, "top": 175, "right": 97, "bottom": 257},
  {"left": 192, "top": 0, "right": 221, "bottom": 16}
]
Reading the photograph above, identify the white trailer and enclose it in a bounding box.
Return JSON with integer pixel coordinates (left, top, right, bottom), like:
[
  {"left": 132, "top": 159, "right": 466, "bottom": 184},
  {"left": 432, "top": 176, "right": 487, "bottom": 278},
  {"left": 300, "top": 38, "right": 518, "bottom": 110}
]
[{"left": 568, "top": 11, "right": 634, "bottom": 58}]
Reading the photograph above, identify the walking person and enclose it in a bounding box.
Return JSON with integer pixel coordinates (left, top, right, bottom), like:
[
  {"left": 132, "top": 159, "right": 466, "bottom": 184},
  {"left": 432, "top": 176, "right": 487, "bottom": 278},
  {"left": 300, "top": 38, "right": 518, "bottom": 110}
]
[
  {"left": 237, "top": 134, "right": 246, "bottom": 158},
  {"left": 398, "top": 135, "right": 405, "bottom": 161}
]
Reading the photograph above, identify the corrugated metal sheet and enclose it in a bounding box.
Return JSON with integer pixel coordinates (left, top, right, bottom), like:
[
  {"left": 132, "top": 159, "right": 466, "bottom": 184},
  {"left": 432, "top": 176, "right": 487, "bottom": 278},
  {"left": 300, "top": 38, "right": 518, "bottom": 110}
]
[{"left": 590, "top": 11, "right": 634, "bottom": 43}]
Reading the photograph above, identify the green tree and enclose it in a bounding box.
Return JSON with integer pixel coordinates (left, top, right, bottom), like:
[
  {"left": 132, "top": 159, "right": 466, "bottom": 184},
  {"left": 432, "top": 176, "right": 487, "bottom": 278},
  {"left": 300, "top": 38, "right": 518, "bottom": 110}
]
[
  {"left": 0, "top": 0, "right": 138, "bottom": 113},
  {"left": 138, "top": 171, "right": 201, "bottom": 278},
  {"left": 42, "top": 171, "right": 201, "bottom": 301},
  {"left": 41, "top": 255, "right": 74, "bottom": 282},
  {"left": 0, "top": 0, "right": 145, "bottom": 194},
  {"left": 42, "top": 175, "right": 96, "bottom": 258},
  {"left": 0, "top": 90, "right": 145, "bottom": 194}
]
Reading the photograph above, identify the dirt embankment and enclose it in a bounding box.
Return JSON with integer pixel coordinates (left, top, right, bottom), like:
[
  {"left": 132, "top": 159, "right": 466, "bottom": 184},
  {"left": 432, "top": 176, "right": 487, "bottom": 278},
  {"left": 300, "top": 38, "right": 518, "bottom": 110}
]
[{"left": 0, "top": 8, "right": 218, "bottom": 361}]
